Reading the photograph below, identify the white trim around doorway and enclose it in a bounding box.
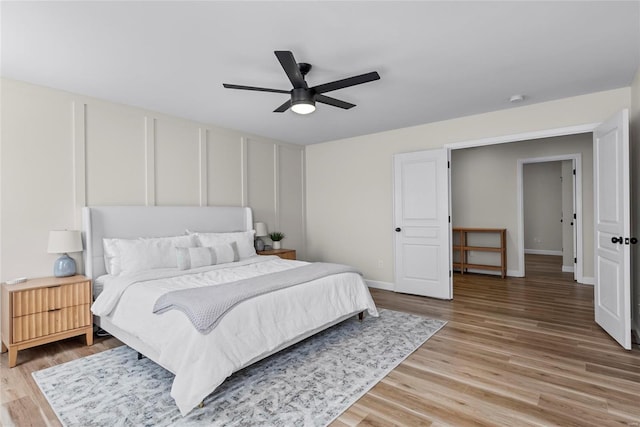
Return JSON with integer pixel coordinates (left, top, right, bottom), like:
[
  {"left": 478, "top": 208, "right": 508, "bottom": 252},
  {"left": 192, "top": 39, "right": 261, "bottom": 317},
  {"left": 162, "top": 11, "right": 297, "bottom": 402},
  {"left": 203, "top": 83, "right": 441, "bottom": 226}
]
[
  {"left": 444, "top": 122, "right": 599, "bottom": 283},
  {"left": 517, "top": 154, "right": 584, "bottom": 283}
]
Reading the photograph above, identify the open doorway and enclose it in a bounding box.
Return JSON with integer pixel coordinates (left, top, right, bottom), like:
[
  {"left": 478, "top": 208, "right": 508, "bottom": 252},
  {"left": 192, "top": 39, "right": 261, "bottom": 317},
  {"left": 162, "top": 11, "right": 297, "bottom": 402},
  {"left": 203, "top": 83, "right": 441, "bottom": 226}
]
[
  {"left": 523, "top": 162, "right": 564, "bottom": 257},
  {"left": 393, "top": 111, "right": 630, "bottom": 348},
  {"left": 522, "top": 158, "right": 578, "bottom": 281},
  {"left": 449, "top": 133, "right": 592, "bottom": 283},
  {"left": 391, "top": 111, "right": 630, "bottom": 347}
]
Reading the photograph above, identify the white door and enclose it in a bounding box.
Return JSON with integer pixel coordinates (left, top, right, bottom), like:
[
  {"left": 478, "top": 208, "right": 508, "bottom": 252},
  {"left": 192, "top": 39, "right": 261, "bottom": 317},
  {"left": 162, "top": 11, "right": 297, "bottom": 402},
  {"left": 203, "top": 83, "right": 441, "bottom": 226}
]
[
  {"left": 594, "top": 109, "right": 631, "bottom": 350},
  {"left": 393, "top": 149, "right": 452, "bottom": 299}
]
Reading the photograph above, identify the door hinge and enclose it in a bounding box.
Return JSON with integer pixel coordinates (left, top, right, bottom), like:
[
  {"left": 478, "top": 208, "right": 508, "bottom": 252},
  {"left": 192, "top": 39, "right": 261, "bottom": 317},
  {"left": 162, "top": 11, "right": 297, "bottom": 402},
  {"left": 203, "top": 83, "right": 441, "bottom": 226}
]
[
  {"left": 447, "top": 161, "right": 450, "bottom": 169},
  {"left": 574, "top": 257, "right": 577, "bottom": 263},
  {"left": 573, "top": 213, "right": 576, "bottom": 220},
  {"left": 449, "top": 270, "right": 452, "bottom": 278},
  {"left": 573, "top": 169, "right": 576, "bottom": 175},
  {"left": 448, "top": 215, "right": 451, "bottom": 223}
]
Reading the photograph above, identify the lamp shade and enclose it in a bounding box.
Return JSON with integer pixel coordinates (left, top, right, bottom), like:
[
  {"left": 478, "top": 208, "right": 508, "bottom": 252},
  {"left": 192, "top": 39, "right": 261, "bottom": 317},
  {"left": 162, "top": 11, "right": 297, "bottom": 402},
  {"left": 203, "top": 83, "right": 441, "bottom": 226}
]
[
  {"left": 47, "top": 230, "right": 83, "bottom": 254},
  {"left": 254, "top": 222, "right": 268, "bottom": 237}
]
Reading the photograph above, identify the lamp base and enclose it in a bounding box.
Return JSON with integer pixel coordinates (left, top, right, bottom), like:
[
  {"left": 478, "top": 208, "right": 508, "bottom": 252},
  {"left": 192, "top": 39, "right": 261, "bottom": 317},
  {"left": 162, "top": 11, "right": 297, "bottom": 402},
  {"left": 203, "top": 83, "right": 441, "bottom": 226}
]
[
  {"left": 54, "top": 254, "right": 77, "bottom": 277},
  {"left": 255, "top": 238, "right": 265, "bottom": 251}
]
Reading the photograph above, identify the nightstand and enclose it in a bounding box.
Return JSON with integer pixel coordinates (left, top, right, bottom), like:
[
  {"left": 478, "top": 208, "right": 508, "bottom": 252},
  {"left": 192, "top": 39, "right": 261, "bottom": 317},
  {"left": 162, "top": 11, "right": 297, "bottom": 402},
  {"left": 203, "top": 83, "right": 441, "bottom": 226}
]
[
  {"left": 1, "top": 275, "right": 93, "bottom": 367},
  {"left": 258, "top": 248, "right": 296, "bottom": 260}
]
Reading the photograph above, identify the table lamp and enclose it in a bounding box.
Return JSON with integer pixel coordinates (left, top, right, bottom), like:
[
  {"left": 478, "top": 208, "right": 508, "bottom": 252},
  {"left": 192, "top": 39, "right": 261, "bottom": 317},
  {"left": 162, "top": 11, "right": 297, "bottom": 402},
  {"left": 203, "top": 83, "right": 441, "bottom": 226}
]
[
  {"left": 47, "top": 230, "right": 83, "bottom": 277},
  {"left": 254, "top": 222, "right": 268, "bottom": 251}
]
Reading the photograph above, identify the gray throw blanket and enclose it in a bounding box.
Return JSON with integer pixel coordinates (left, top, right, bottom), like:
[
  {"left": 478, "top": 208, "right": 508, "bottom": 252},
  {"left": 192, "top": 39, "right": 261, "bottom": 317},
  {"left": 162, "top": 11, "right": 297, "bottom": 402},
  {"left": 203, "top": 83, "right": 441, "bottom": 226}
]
[{"left": 153, "top": 262, "right": 361, "bottom": 334}]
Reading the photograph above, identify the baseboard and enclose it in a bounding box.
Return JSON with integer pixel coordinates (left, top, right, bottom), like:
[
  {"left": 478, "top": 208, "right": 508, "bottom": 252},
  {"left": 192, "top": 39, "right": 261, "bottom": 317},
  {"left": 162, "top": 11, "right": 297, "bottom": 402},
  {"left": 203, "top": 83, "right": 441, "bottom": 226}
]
[
  {"left": 562, "top": 265, "right": 575, "bottom": 273},
  {"left": 371, "top": 271, "right": 586, "bottom": 286},
  {"left": 508, "top": 269, "right": 523, "bottom": 278},
  {"left": 365, "top": 279, "right": 394, "bottom": 291},
  {"left": 524, "top": 249, "right": 563, "bottom": 256}
]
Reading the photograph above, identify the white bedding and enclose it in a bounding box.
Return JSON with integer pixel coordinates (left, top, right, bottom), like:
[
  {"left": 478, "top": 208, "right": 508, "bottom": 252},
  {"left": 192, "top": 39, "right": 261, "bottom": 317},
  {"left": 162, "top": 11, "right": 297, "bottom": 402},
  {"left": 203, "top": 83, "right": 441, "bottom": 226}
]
[{"left": 91, "top": 256, "right": 378, "bottom": 415}]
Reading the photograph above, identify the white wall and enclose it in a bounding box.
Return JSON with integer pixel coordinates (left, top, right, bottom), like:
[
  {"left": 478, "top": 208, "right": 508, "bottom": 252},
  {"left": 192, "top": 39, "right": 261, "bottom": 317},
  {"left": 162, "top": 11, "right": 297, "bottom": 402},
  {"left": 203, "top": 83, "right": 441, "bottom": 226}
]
[
  {"left": 0, "top": 78, "right": 306, "bottom": 282},
  {"left": 306, "top": 88, "right": 630, "bottom": 284},
  {"left": 450, "top": 135, "right": 592, "bottom": 278}
]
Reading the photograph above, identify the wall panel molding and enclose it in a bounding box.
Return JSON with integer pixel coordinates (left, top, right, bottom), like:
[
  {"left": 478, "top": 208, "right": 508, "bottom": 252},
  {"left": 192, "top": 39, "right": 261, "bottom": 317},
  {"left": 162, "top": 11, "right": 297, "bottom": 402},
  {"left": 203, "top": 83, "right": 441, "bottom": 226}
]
[
  {"left": 205, "top": 129, "right": 243, "bottom": 206},
  {"left": 2, "top": 78, "right": 305, "bottom": 280},
  {"left": 241, "top": 137, "right": 248, "bottom": 207},
  {"left": 144, "top": 116, "right": 156, "bottom": 206},
  {"left": 199, "top": 128, "right": 208, "bottom": 206},
  {"left": 153, "top": 117, "right": 200, "bottom": 205},
  {"left": 299, "top": 148, "right": 307, "bottom": 259},
  {"left": 276, "top": 143, "right": 306, "bottom": 258},
  {"left": 273, "top": 144, "right": 281, "bottom": 231},
  {"left": 246, "top": 138, "right": 276, "bottom": 227},
  {"left": 72, "top": 101, "right": 86, "bottom": 226}
]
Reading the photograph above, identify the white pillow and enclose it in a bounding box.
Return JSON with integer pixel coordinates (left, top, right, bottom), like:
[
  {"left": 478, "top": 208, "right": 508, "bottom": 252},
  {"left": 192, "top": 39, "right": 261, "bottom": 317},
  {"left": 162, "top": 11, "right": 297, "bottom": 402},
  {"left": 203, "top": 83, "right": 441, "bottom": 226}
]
[
  {"left": 103, "top": 238, "right": 121, "bottom": 275},
  {"left": 103, "top": 235, "right": 197, "bottom": 275},
  {"left": 176, "top": 242, "right": 239, "bottom": 270},
  {"left": 188, "top": 230, "right": 257, "bottom": 259}
]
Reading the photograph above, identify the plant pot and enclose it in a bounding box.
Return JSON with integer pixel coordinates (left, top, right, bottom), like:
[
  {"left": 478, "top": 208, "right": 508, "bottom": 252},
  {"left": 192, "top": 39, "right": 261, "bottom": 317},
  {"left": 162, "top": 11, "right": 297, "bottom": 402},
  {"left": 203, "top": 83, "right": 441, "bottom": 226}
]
[{"left": 272, "top": 241, "right": 281, "bottom": 249}]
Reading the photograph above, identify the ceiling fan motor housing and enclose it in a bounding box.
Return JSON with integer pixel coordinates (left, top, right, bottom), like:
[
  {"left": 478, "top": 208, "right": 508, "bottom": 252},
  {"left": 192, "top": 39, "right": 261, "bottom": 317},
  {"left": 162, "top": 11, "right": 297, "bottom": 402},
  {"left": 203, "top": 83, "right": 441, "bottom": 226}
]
[{"left": 292, "top": 87, "right": 316, "bottom": 106}]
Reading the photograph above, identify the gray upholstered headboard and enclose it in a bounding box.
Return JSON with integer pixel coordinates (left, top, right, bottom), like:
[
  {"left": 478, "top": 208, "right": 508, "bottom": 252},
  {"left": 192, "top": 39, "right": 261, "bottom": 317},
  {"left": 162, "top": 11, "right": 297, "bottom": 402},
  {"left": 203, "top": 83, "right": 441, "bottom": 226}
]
[{"left": 82, "top": 206, "right": 253, "bottom": 281}]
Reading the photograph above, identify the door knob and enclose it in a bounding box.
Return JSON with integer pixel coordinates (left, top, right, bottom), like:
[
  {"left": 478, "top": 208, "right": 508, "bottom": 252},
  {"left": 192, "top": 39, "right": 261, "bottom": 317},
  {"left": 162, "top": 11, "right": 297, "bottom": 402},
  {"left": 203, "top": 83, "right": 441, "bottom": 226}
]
[
  {"left": 395, "top": 227, "right": 401, "bottom": 232},
  {"left": 611, "top": 236, "right": 623, "bottom": 244},
  {"left": 631, "top": 237, "right": 638, "bottom": 244}
]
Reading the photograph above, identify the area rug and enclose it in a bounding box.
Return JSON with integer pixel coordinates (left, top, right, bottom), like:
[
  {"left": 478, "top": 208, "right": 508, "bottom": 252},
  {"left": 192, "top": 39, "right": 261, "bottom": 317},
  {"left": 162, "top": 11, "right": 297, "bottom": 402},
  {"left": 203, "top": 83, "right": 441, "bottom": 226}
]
[{"left": 33, "top": 309, "right": 446, "bottom": 427}]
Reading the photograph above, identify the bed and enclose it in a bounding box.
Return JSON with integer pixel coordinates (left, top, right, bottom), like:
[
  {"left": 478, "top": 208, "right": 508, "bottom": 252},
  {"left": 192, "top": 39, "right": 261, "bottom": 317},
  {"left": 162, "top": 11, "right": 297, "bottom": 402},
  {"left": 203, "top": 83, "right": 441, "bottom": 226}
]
[{"left": 83, "top": 206, "right": 378, "bottom": 416}]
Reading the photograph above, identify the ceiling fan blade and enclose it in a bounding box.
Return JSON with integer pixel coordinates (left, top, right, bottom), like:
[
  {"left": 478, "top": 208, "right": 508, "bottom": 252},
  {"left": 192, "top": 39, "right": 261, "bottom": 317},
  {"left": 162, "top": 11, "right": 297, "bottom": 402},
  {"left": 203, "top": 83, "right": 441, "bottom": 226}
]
[
  {"left": 275, "top": 51, "right": 307, "bottom": 89},
  {"left": 223, "top": 83, "right": 290, "bottom": 94},
  {"left": 273, "top": 99, "right": 292, "bottom": 113},
  {"left": 315, "top": 94, "right": 356, "bottom": 110},
  {"left": 311, "top": 71, "right": 380, "bottom": 94}
]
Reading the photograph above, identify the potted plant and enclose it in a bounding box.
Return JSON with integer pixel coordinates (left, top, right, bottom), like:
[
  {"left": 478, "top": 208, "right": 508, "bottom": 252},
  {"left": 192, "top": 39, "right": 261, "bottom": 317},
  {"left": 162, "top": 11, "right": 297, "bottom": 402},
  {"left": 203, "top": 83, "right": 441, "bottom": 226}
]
[{"left": 269, "top": 231, "right": 285, "bottom": 249}]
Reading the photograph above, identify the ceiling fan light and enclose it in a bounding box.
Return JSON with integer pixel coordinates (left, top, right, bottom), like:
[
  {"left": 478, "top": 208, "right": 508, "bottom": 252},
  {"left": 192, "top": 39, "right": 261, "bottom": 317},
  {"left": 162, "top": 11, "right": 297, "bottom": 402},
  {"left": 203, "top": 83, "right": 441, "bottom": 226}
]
[
  {"left": 291, "top": 100, "right": 316, "bottom": 115},
  {"left": 290, "top": 87, "right": 316, "bottom": 114}
]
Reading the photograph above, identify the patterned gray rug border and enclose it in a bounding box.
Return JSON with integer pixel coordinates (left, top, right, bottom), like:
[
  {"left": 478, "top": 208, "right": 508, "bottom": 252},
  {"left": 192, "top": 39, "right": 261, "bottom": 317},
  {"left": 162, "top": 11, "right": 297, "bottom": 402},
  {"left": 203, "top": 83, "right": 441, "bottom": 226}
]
[
  {"left": 33, "top": 309, "right": 446, "bottom": 427},
  {"left": 321, "top": 311, "right": 446, "bottom": 427}
]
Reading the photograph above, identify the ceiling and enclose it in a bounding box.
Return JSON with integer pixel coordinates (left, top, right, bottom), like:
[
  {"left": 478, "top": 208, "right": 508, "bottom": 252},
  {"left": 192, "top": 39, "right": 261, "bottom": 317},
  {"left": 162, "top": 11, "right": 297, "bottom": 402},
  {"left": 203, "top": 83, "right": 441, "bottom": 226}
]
[{"left": 2, "top": 1, "right": 639, "bottom": 145}]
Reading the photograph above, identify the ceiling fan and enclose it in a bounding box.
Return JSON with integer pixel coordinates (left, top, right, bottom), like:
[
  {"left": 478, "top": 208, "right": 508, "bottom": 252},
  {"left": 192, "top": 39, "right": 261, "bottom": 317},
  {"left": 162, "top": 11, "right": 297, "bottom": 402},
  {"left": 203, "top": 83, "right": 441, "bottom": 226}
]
[{"left": 222, "top": 50, "right": 380, "bottom": 115}]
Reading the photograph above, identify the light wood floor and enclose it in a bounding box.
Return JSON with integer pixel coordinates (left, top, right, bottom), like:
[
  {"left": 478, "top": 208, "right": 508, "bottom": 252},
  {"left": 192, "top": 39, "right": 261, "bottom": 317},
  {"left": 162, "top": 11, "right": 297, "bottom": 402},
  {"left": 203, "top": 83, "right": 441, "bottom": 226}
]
[
  {"left": 335, "top": 255, "right": 640, "bottom": 426},
  {"left": 2, "top": 255, "right": 639, "bottom": 426}
]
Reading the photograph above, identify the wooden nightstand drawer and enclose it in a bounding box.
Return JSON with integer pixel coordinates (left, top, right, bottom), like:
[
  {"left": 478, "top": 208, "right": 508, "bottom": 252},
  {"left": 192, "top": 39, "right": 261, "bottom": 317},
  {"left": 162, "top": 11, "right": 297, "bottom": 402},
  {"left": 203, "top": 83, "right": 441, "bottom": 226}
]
[
  {"left": 1, "top": 275, "right": 94, "bottom": 367},
  {"left": 11, "top": 280, "right": 91, "bottom": 317},
  {"left": 12, "top": 304, "right": 92, "bottom": 343}
]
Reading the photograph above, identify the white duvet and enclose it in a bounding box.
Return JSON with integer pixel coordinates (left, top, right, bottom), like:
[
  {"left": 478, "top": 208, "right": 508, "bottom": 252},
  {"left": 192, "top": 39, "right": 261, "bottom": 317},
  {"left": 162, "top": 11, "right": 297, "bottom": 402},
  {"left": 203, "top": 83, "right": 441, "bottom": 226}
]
[{"left": 91, "top": 256, "right": 378, "bottom": 415}]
